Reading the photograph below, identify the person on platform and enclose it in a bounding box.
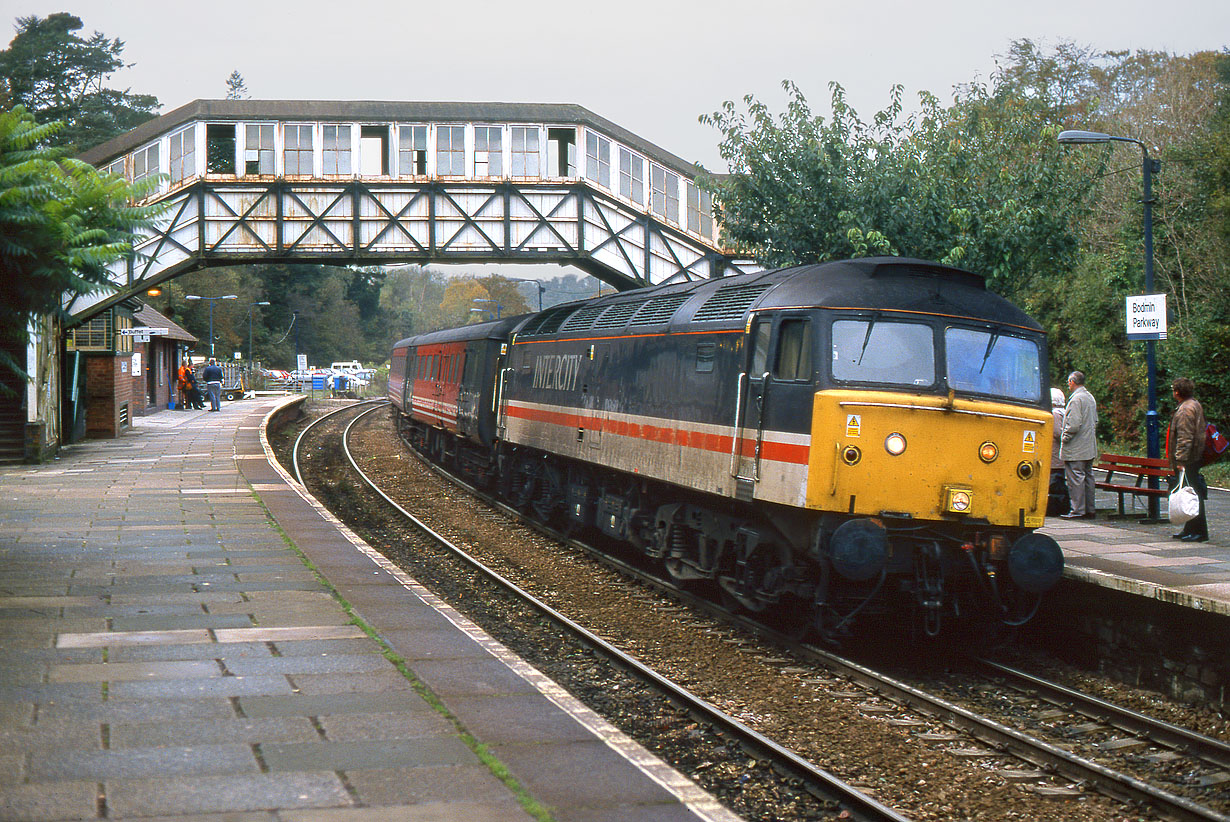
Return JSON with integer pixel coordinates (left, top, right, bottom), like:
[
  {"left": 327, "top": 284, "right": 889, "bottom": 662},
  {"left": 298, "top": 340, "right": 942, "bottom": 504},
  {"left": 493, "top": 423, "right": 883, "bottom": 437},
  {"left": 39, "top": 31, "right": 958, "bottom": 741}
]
[
  {"left": 1048, "top": 387, "right": 1071, "bottom": 516},
  {"left": 1168, "top": 377, "right": 1209, "bottom": 542},
  {"left": 177, "top": 362, "right": 193, "bottom": 411},
  {"left": 1060, "top": 370, "right": 1099, "bottom": 519},
  {"left": 186, "top": 367, "right": 205, "bottom": 410},
  {"left": 202, "top": 358, "right": 224, "bottom": 412}
]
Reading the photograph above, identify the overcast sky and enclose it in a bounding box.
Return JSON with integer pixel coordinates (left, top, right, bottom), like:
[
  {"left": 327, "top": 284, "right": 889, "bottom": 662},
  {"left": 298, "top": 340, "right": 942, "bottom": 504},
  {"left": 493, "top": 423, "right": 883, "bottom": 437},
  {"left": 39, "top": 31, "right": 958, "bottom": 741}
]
[{"left": 3, "top": 0, "right": 1227, "bottom": 172}]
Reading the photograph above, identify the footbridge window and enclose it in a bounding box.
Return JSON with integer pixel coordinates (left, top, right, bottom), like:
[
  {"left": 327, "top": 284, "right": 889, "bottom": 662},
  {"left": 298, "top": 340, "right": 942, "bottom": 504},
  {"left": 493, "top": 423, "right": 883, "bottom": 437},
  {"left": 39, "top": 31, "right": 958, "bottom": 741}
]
[
  {"left": 650, "top": 164, "right": 679, "bottom": 223},
  {"left": 474, "top": 126, "right": 502, "bottom": 177},
  {"left": 585, "top": 132, "right": 610, "bottom": 189},
  {"left": 169, "top": 126, "right": 195, "bottom": 184},
  {"left": 687, "top": 182, "right": 713, "bottom": 239},
  {"left": 284, "top": 124, "right": 314, "bottom": 176},
  {"left": 245, "top": 124, "right": 275, "bottom": 175},
  {"left": 511, "top": 126, "right": 540, "bottom": 177},
  {"left": 398, "top": 125, "right": 428, "bottom": 176},
  {"left": 547, "top": 128, "right": 575, "bottom": 177},
  {"left": 132, "top": 143, "right": 160, "bottom": 185},
  {"left": 360, "top": 125, "right": 390, "bottom": 176},
  {"left": 619, "top": 148, "right": 645, "bottom": 204},
  {"left": 322, "top": 125, "right": 352, "bottom": 175},
  {"left": 206, "top": 124, "right": 236, "bottom": 174},
  {"left": 437, "top": 126, "right": 465, "bottom": 176}
]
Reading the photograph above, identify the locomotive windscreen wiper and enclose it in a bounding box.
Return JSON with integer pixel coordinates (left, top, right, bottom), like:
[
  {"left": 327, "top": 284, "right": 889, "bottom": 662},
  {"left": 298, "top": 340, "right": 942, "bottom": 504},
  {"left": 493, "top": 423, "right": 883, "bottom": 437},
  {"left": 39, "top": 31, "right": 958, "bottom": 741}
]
[
  {"left": 978, "top": 330, "right": 1000, "bottom": 374},
  {"left": 856, "top": 316, "right": 878, "bottom": 366}
]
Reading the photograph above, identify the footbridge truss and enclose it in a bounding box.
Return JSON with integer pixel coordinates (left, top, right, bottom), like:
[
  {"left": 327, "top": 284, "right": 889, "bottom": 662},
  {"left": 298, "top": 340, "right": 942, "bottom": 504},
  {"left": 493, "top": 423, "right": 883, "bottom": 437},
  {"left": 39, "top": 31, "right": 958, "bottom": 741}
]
[{"left": 72, "top": 100, "right": 758, "bottom": 320}]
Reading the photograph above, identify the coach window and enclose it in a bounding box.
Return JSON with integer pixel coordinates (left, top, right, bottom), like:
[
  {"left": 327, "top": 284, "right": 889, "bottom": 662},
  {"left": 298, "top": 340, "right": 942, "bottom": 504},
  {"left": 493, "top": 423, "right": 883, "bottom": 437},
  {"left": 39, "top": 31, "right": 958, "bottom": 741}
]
[
  {"left": 399, "top": 125, "right": 428, "bottom": 175},
  {"left": 245, "top": 124, "right": 275, "bottom": 175},
  {"left": 206, "top": 124, "right": 236, "bottom": 174},
  {"left": 102, "top": 157, "right": 125, "bottom": 178},
  {"left": 774, "top": 319, "right": 812, "bottom": 381}
]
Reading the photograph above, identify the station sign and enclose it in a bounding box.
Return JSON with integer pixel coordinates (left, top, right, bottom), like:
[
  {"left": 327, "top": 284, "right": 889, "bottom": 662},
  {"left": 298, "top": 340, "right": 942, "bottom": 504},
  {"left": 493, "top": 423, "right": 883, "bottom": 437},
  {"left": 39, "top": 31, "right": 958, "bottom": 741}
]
[{"left": 1125, "top": 294, "right": 1167, "bottom": 341}]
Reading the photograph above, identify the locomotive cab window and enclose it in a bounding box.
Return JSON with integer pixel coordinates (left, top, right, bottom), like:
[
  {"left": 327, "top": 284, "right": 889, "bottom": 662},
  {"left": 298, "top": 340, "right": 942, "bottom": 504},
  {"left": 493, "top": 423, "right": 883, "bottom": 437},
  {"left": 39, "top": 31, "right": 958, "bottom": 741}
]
[
  {"left": 773, "top": 318, "right": 812, "bottom": 381},
  {"left": 831, "top": 319, "right": 935, "bottom": 386},
  {"left": 944, "top": 327, "right": 1041, "bottom": 403},
  {"left": 749, "top": 320, "right": 771, "bottom": 376}
]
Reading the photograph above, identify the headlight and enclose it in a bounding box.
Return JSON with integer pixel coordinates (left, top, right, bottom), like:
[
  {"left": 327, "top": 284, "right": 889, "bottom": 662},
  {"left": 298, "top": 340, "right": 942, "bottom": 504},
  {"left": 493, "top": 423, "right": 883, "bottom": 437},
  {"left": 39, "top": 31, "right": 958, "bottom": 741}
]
[
  {"left": 884, "top": 433, "right": 907, "bottom": 456},
  {"left": 979, "top": 441, "right": 998, "bottom": 463}
]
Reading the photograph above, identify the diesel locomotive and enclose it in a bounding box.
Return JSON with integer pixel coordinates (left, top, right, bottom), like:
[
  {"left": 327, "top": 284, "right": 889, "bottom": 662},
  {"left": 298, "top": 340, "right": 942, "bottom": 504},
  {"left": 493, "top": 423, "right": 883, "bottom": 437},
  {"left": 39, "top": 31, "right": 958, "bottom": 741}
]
[{"left": 388, "top": 257, "right": 1064, "bottom": 640}]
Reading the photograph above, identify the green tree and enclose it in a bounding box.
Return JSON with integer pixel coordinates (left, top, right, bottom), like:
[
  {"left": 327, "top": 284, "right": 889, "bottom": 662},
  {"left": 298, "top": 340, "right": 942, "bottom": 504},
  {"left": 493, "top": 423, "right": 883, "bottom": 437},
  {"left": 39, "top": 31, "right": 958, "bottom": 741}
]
[
  {"left": 0, "top": 106, "right": 161, "bottom": 386},
  {"left": 699, "top": 78, "right": 1093, "bottom": 301},
  {"left": 0, "top": 13, "right": 159, "bottom": 150}
]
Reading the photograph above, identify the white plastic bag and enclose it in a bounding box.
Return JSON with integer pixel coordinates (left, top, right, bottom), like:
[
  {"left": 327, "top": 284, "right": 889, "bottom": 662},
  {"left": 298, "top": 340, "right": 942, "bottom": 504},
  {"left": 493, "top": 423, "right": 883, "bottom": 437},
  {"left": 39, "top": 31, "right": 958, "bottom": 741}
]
[{"left": 1168, "top": 470, "right": 1200, "bottom": 525}]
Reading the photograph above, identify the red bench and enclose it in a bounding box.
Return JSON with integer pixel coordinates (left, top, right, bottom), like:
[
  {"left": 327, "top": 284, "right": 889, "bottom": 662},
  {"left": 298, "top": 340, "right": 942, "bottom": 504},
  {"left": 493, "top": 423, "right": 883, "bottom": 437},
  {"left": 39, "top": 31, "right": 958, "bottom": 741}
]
[{"left": 1094, "top": 453, "right": 1170, "bottom": 516}]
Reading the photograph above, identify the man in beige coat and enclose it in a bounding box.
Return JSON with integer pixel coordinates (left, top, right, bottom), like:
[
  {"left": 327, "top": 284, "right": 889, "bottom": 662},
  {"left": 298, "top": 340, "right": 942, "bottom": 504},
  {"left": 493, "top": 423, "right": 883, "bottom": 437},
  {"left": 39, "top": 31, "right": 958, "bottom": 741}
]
[{"left": 1060, "top": 371, "right": 1099, "bottom": 519}]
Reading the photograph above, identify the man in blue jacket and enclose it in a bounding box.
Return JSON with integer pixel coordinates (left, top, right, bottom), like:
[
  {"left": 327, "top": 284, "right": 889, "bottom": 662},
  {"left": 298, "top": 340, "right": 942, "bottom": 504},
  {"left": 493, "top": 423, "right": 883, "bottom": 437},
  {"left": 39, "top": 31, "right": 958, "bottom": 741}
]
[{"left": 202, "top": 358, "right": 224, "bottom": 412}]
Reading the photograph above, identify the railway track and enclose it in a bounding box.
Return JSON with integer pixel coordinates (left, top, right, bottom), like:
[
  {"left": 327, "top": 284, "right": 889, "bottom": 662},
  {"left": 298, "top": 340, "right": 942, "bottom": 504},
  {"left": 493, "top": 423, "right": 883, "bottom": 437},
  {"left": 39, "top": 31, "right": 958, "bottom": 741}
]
[
  {"left": 290, "top": 399, "right": 910, "bottom": 822},
  {"left": 284, "top": 400, "right": 1230, "bottom": 821}
]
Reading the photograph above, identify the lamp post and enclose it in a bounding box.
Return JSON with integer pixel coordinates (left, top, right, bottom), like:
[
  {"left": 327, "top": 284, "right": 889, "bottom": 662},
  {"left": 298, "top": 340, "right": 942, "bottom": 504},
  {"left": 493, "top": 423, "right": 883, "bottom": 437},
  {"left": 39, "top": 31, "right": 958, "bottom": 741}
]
[
  {"left": 501, "top": 277, "right": 545, "bottom": 311},
  {"left": 1058, "top": 129, "right": 1163, "bottom": 518},
  {"left": 184, "top": 294, "right": 238, "bottom": 358},
  {"left": 472, "top": 298, "right": 502, "bottom": 318},
  {"left": 246, "top": 301, "right": 270, "bottom": 382}
]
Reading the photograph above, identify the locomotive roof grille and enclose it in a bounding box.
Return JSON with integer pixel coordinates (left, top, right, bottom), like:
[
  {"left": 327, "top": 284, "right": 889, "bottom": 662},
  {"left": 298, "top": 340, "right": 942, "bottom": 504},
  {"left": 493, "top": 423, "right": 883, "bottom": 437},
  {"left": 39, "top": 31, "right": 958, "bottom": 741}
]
[
  {"left": 558, "top": 304, "right": 607, "bottom": 332},
  {"left": 629, "top": 294, "right": 690, "bottom": 326},
  {"left": 691, "top": 283, "right": 772, "bottom": 323},
  {"left": 519, "top": 306, "right": 574, "bottom": 336},
  {"left": 533, "top": 306, "right": 575, "bottom": 335},
  {"left": 591, "top": 301, "right": 644, "bottom": 329}
]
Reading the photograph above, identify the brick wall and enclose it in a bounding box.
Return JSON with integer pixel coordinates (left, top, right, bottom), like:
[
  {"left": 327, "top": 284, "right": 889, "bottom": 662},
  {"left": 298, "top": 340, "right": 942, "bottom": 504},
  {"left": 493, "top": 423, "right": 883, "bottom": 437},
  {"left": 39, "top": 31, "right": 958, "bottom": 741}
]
[{"left": 84, "top": 353, "right": 136, "bottom": 438}]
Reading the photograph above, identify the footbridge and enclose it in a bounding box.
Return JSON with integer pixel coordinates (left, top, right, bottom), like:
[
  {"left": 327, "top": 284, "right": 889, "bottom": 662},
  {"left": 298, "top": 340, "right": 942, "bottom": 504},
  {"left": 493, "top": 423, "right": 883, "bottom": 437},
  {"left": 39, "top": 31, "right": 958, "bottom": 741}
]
[{"left": 73, "top": 100, "right": 757, "bottom": 320}]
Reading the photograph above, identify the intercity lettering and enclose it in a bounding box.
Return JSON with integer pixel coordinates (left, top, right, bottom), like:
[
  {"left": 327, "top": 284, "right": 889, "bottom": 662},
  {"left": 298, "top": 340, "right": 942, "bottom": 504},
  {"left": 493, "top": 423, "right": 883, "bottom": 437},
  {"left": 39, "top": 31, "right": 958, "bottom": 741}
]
[{"left": 532, "top": 354, "right": 583, "bottom": 391}]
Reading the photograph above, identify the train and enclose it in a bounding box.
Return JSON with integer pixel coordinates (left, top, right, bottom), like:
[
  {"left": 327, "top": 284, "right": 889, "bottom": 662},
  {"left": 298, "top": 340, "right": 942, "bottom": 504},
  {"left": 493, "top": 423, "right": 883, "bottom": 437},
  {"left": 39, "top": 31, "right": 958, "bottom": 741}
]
[{"left": 388, "top": 257, "right": 1064, "bottom": 641}]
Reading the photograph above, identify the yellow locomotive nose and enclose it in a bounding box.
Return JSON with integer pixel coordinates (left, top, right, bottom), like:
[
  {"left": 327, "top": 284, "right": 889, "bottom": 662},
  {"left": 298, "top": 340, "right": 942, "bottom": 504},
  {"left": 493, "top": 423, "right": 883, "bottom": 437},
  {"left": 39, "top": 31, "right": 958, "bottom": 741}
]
[{"left": 809, "top": 389, "right": 1051, "bottom": 527}]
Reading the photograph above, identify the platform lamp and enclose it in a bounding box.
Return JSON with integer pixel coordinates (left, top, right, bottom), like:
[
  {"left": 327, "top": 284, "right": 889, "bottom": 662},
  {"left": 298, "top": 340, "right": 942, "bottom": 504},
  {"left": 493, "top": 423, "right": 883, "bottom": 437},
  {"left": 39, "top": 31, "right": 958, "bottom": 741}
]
[
  {"left": 184, "top": 294, "right": 238, "bottom": 359},
  {"left": 1058, "top": 129, "right": 1162, "bottom": 519}
]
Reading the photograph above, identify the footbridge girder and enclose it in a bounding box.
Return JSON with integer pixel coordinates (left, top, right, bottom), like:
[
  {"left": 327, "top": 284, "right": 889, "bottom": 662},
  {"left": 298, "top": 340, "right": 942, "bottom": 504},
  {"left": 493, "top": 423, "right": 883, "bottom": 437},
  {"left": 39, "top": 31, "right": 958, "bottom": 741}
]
[{"left": 71, "top": 100, "right": 758, "bottom": 320}]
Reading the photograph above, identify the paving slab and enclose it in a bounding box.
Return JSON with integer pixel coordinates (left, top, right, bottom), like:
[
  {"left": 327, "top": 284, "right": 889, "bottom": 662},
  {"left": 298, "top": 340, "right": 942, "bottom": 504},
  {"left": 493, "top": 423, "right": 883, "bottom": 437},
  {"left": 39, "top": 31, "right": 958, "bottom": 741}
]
[{"left": 0, "top": 398, "right": 741, "bottom": 821}]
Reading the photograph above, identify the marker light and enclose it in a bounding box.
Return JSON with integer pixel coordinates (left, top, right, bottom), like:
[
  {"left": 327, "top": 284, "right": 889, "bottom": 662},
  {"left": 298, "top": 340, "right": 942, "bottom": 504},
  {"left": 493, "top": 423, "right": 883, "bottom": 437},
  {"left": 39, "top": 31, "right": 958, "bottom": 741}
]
[
  {"left": 884, "top": 433, "right": 907, "bottom": 456},
  {"left": 979, "top": 441, "right": 999, "bottom": 463}
]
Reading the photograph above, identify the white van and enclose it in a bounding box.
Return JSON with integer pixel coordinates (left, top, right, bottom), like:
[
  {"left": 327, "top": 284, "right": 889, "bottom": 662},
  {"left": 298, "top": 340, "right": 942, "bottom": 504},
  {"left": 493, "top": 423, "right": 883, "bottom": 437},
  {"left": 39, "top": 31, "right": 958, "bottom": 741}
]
[{"left": 330, "top": 361, "right": 363, "bottom": 373}]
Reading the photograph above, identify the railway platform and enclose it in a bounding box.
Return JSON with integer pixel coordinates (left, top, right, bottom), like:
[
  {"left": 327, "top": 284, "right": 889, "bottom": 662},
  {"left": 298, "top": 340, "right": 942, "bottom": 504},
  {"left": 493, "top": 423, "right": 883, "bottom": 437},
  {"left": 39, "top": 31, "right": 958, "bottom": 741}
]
[
  {"left": 1042, "top": 488, "right": 1230, "bottom": 617},
  {"left": 0, "top": 397, "right": 733, "bottom": 822}
]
